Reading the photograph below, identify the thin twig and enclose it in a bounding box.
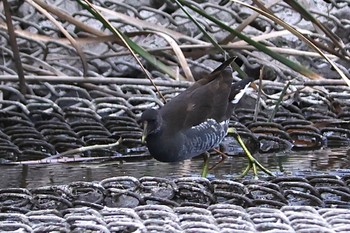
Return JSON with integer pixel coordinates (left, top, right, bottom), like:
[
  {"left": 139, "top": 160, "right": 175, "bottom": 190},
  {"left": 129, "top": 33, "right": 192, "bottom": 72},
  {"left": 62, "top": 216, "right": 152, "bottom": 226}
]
[
  {"left": 26, "top": 0, "right": 89, "bottom": 76},
  {"left": 40, "top": 138, "right": 122, "bottom": 161},
  {"left": 3, "top": 0, "right": 26, "bottom": 94},
  {"left": 79, "top": 0, "right": 167, "bottom": 103},
  {"left": 253, "top": 67, "right": 264, "bottom": 122},
  {"left": 268, "top": 81, "right": 291, "bottom": 122},
  {"left": 0, "top": 75, "right": 191, "bottom": 87}
]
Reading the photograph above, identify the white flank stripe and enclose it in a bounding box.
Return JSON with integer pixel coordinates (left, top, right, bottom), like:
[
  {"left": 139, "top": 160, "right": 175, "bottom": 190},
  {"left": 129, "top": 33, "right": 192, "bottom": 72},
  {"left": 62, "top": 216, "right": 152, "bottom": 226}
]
[{"left": 231, "top": 82, "right": 251, "bottom": 104}]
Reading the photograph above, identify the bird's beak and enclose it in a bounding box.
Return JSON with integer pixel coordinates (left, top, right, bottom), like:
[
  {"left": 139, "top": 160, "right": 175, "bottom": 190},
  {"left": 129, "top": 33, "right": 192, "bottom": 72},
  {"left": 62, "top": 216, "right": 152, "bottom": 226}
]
[{"left": 141, "top": 121, "right": 148, "bottom": 144}]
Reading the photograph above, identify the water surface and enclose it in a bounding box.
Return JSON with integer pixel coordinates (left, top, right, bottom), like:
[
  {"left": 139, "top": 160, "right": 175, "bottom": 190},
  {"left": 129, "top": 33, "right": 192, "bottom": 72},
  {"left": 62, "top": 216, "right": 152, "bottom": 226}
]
[{"left": 1, "top": 147, "right": 349, "bottom": 189}]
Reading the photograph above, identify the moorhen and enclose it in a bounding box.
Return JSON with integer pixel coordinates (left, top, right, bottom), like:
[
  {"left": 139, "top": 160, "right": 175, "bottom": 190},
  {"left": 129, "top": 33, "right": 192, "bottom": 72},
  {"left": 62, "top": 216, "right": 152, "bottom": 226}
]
[{"left": 140, "top": 58, "right": 273, "bottom": 177}]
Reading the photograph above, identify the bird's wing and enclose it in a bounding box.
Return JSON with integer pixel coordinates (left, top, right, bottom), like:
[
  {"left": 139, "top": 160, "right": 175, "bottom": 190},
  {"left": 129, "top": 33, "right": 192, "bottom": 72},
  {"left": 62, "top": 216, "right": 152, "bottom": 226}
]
[
  {"left": 160, "top": 58, "right": 235, "bottom": 132},
  {"left": 185, "top": 74, "right": 232, "bottom": 125},
  {"left": 186, "top": 57, "right": 236, "bottom": 92}
]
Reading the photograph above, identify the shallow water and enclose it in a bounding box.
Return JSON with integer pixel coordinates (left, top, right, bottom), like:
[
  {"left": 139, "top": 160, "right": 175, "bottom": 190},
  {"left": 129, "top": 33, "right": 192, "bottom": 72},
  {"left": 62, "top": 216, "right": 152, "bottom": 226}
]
[{"left": 0, "top": 147, "right": 349, "bottom": 189}]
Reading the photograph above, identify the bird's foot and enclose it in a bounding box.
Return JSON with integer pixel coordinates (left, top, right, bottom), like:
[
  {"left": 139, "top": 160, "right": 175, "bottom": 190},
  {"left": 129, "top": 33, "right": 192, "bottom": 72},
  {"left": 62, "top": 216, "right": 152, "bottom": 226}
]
[
  {"left": 240, "top": 152, "right": 274, "bottom": 179},
  {"left": 229, "top": 128, "right": 274, "bottom": 179}
]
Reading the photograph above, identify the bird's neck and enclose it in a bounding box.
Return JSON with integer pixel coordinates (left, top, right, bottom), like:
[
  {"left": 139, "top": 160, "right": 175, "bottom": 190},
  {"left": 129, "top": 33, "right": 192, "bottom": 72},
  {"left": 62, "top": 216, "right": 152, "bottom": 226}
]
[{"left": 146, "top": 129, "right": 184, "bottom": 162}]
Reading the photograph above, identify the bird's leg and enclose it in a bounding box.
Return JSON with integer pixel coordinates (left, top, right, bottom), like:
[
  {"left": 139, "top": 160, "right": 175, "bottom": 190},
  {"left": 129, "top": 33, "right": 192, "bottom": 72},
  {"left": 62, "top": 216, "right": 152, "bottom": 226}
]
[
  {"left": 201, "top": 152, "right": 210, "bottom": 177},
  {"left": 209, "top": 147, "right": 228, "bottom": 171},
  {"left": 228, "top": 128, "right": 274, "bottom": 178}
]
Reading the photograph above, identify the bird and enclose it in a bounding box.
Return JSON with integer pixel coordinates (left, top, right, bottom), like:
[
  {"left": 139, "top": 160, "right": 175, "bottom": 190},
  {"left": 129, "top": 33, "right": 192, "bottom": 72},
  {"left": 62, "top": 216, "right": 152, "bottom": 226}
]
[{"left": 140, "top": 58, "right": 273, "bottom": 177}]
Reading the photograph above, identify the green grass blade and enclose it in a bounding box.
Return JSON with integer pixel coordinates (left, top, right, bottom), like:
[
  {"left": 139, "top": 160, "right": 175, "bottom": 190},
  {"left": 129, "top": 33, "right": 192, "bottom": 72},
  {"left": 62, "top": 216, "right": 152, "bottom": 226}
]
[
  {"left": 177, "top": 0, "right": 322, "bottom": 80},
  {"left": 284, "top": 0, "right": 345, "bottom": 52},
  {"left": 77, "top": 0, "right": 185, "bottom": 81},
  {"left": 174, "top": 0, "right": 247, "bottom": 78}
]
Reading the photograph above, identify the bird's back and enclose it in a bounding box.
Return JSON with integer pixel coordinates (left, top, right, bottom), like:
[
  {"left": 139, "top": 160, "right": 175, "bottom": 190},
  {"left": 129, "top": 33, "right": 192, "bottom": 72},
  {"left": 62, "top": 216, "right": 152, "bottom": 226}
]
[
  {"left": 160, "top": 68, "right": 233, "bottom": 134},
  {"left": 142, "top": 57, "right": 254, "bottom": 163}
]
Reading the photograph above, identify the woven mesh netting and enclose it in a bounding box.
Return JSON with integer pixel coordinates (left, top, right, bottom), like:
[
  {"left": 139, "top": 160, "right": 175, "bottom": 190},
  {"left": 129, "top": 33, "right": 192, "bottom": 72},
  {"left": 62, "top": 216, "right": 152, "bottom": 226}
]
[
  {"left": 1, "top": 0, "right": 350, "bottom": 232},
  {"left": 1, "top": 175, "right": 350, "bottom": 232},
  {"left": 0, "top": 0, "right": 349, "bottom": 161},
  {"left": 0, "top": 78, "right": 348, "bottom": 162},
  {"left": 1, "top": 0, "right": 349, "bottom": 78}
]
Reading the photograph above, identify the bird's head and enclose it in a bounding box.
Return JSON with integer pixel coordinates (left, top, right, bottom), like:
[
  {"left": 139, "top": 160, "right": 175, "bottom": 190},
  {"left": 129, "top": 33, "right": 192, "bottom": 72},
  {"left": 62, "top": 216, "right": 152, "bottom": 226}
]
[{"left": 139, "top": 108, "right": 162, "bottom": 143}]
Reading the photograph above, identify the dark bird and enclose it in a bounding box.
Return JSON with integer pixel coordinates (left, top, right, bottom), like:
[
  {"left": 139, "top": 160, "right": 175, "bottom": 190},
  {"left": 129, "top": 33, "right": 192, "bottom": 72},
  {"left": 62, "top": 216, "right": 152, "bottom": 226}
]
[{"left": 140, "top": 58, "right": 272, "bottom": 177}]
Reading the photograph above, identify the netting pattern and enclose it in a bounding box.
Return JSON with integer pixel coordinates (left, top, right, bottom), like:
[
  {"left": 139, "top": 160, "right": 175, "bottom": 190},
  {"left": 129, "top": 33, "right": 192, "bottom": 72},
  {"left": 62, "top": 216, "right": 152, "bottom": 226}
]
[
  {"left": 1, "top": 1, "right": 350, "bottom": 231},
  {"left": 0, "top": 0, "right": 349, "bottom": 79},
  {"left": 0, "top": 79, "right": 348, "bottom": 162},
  {"left": 1, "top": 175, "right": 350, "bottom": 232}
]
